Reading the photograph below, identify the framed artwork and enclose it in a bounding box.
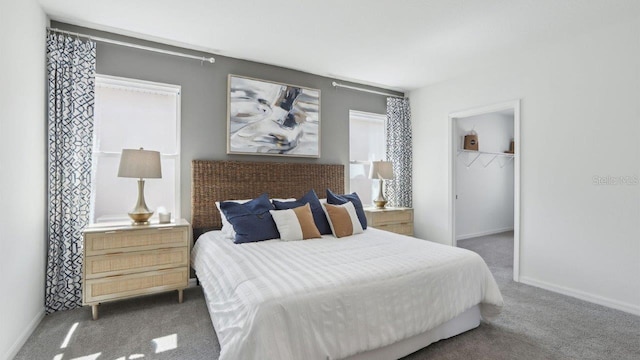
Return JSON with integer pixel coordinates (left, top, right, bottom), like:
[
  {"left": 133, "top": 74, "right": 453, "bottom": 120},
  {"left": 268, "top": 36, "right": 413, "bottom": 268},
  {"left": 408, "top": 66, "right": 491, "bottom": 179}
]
[{"left": 227, "top": 74, "right": 321, "bottom": 158}]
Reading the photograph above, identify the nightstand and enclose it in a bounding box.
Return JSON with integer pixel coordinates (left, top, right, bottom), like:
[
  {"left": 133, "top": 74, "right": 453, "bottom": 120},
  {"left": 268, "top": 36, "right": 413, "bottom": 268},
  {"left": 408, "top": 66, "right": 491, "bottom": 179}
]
[
  {"left": 364, "top": 207, "right": 414, "bottom": 236},
  {"left": 82, "top": 219, "right": 191, "bottom": 320}
]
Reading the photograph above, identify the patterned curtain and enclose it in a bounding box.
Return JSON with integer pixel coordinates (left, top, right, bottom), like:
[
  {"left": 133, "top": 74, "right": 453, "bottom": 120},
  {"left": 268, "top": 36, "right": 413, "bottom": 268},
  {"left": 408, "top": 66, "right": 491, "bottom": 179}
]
[
  {"left": 45, "top": 32, "right": 96, "bottom": 313},
  {"left": 385, "top": 97, "right": 412, "bottom": 208}
]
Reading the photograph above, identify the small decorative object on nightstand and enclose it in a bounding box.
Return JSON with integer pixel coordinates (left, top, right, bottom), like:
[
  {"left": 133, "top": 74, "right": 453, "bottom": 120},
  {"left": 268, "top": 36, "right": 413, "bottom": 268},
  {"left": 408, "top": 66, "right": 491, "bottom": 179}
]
[
  {"left": 364, "top": 207, "right": 413, "bottom": 236},
  {"left": 157, "top": 206, "right": 172, "bottom": 224},
  {"left": 369, "top": 160, "right": 394, "bottom": 209},
  {"left": 82, "top": 219, "right": 191, "bottom": 320}
]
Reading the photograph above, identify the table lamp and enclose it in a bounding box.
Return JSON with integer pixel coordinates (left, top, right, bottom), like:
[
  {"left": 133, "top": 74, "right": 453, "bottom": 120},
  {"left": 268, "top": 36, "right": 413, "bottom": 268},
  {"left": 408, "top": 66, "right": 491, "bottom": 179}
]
[
  {"left": 118, "top": 148, "right": 162, "bottom": 225},
  {"left": 369, "top": 160, "right": 394, "bottom": 209}
]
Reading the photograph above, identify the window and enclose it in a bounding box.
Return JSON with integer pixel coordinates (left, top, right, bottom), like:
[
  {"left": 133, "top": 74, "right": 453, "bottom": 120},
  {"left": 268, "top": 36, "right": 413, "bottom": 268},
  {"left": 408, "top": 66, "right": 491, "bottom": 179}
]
[
  {"left": 349, "top": 110, "right": 386, "bottom": 206},
  {"left": 91, "top": 75, "right": 181, "bottom": 223}
]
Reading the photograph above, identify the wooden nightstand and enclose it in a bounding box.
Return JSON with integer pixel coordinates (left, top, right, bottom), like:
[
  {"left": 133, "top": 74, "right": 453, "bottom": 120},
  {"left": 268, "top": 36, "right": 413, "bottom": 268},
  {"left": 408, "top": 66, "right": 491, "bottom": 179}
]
[
  {"left": 82, "top": 219, "right": 191, "bottom": 320},
  {"left": 364, "top": 207, "right": 414, "bottom": 236}
]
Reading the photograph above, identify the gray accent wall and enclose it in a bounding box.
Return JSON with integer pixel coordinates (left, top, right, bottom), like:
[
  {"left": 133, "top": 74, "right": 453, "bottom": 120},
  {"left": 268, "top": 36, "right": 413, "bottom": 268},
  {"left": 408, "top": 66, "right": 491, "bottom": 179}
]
[{"left": 52, "top": 22, "right": 403, "bottom": 222}]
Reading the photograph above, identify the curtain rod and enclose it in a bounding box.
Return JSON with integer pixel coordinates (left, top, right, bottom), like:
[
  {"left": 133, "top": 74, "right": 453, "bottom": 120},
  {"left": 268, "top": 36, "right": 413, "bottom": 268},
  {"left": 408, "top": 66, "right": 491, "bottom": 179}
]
[
  {"left": 331, "top": 81, "right": 403, "bottom": 98},
  {"left": 47, "top": 27, "right": 215, "bottom": 64}
]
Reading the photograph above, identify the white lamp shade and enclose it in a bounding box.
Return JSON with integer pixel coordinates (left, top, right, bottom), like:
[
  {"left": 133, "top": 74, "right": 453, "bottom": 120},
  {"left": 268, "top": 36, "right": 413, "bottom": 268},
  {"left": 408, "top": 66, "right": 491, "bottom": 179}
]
[
  {"left": 369, "top": 160, "right": 394, "bottom": 180},
  {"left": 117, "top": 148, "right": 162, "bottom": 179}
]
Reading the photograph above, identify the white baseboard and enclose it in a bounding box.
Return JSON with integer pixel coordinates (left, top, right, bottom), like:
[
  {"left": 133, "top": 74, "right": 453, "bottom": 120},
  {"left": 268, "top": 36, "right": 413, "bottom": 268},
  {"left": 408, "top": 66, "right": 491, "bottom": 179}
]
[
  {"left": 3, "top": 309, "right": 44, "bottom": 360},
  {"left": 456, "top": 227, "right": 514, "bottom": 241},
  {"left": 519, "top": 276, "right": 640, "bottom": 316},
  {"left": 188, "top": 278, "right": 198, "bottom": 288}
]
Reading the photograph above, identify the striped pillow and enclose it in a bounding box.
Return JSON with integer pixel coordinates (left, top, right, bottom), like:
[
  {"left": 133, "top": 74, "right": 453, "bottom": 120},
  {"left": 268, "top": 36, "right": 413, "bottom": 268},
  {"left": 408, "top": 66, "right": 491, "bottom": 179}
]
[
  {"left": 322, "top": 202, "right": 364, "bottom": 238},
  {"left": 270, "top": 203, "right": 322, "bottom": 241}
]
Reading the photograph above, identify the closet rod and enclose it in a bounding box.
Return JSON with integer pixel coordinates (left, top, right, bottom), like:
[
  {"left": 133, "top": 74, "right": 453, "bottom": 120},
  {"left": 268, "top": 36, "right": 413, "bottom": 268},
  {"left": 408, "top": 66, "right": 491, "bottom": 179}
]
[
  {"left": 331, "top": 81, "right": 404, "bottom": 98},
  {"left": 47, "top": 27, "right": 216, "bottom": 64}
]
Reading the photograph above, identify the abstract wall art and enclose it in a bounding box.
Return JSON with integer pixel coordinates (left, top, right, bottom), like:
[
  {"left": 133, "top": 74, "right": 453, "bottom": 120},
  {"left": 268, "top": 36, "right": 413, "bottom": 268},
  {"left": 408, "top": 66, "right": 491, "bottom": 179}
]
[{"left": 227, "top": 75, "right": 320, "bottom": 157}]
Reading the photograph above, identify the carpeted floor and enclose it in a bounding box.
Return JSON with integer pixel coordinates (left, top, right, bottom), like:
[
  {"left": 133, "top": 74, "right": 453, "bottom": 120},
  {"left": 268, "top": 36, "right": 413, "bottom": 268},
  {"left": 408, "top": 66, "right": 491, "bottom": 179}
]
[
  {"left": 404, "top": 232, "right": 640, "bottom": 360},
  {"left": 15, "top": 231, "right": 640, "bottom": 360}
]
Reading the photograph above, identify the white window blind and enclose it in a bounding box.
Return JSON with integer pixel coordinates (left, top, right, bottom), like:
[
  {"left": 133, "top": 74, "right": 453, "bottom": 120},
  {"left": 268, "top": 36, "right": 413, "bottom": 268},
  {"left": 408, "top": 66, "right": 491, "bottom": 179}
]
[
  {"left": 349, "top": 110, "right": 386, "bottom": 206},
  {"left": 91, "top": 75, "right": 181, "bottom": 223}
]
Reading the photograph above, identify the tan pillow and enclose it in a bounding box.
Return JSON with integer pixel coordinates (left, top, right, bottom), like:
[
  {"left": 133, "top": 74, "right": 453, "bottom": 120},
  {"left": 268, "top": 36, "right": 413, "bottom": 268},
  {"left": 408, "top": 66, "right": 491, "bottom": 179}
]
[
  {"left": 322, "top": 202, "right": 364, "bottom": 238},
  {"left": 270, "top": 203, "right": 322, "bottom": 241}
]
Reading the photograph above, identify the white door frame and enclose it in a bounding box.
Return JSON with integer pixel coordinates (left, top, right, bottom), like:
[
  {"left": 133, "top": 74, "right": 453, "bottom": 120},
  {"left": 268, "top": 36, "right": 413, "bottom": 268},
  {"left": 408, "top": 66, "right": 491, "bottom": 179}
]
[{"left": 448, "top": 100, "right": 521, "bottom": 282}]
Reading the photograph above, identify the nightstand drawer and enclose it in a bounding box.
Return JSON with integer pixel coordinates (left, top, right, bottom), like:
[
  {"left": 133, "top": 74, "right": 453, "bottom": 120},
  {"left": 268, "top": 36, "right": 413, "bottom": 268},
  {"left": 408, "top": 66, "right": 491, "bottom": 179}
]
[
  {"left": 367, "top": 209, "right": 413, "bottom": 226},
  {"left": 85, "top": 248, "right": 189, "bottom": 279},
  {"left": 83, "top": 268, "right": 188, "bottom": 303},
  {"left": 364, "top": 207, "right": 414, "bottom": 236},
  {"left": 375, "top": 223, "right": 414, "bottom": 236},
  {"left": 85, "top": 227, "right": 188, "bottom": 256}
]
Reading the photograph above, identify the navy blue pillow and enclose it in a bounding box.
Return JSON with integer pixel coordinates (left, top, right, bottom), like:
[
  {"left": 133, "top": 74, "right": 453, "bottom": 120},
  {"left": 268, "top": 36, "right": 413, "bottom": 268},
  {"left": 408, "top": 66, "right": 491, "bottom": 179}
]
[
  {"left": 219, "top": 193, "right": 280, "bottom": 244},
  {"left": 272, "top": 189, "right": 332, "bottom": 235},
  {"left": 326, "top": 189, "right": 367, "bottom": 229}
]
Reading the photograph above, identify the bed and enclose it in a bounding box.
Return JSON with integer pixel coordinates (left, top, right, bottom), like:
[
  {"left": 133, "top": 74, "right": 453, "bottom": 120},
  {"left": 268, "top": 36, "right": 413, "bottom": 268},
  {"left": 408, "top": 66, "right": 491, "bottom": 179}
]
[{"left": 191, "top": 160, "right": 503, "bottom": 360}]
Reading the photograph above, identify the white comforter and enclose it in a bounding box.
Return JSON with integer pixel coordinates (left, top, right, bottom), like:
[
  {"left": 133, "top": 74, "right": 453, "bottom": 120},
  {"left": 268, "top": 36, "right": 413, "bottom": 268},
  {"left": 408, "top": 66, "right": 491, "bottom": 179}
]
[{"left": 192, "top": 228, "right": 503, "bottom": 360}]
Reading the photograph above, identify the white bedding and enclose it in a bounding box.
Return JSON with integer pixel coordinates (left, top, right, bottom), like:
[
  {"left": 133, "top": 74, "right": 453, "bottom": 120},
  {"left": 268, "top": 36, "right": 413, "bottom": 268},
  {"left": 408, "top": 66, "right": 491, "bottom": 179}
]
[{"left": 192, "top": 228, "right": 503, "bottom": 360}]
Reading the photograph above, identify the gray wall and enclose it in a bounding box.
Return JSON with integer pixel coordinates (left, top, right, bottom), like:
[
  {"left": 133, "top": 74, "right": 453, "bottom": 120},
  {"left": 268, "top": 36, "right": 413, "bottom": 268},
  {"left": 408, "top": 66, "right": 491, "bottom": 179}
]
[{"left": 53, "top": 22, "right": 403, "bottom": 222}]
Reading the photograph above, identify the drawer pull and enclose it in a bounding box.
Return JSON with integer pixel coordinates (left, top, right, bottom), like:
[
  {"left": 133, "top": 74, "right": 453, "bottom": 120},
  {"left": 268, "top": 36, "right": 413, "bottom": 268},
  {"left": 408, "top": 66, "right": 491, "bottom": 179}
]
[
  {"left": 104, "top": 231, "right": 117, "bottom": 234},
  {"left": 157, "top": 227, "right": 175, "bottom": 231}
]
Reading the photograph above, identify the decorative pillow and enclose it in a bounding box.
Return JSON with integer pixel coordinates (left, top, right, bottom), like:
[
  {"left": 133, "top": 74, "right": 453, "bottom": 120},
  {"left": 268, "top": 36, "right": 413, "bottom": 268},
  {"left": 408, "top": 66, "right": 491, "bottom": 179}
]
[
  {"left": 217, "top": 197, "right": 294, "bottom": 239},
  {"left": 326, "top": 189, "right": 367, "bottom": 229},
  {"left": 219, "top": 193, "right": 280, "bottom": 244},
  {"left": 216, "top": 199, "right": 249, "bottom": 239},
  {"left": 322, "top": 202, "right": 364, "bottom": 238},
  {"left": 270, "top": 203, "right": 322, "bottom": 241},
  {"left": 272, "top": 189, "right": 332, "bottom": 235}
]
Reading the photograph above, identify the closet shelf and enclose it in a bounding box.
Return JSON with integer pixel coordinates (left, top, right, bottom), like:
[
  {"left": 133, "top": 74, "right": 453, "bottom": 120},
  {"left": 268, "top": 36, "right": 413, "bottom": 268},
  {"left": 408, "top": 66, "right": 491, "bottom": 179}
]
[{"left": 457, "top": 149, "right": 514, "bottom": 168}]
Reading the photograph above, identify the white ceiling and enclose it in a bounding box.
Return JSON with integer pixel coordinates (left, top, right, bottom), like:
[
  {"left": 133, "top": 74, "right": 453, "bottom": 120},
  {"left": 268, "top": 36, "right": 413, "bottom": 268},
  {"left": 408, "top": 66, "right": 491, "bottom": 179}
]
[{"left": 38, "top": 0, "right": 639, "bottom": 91}]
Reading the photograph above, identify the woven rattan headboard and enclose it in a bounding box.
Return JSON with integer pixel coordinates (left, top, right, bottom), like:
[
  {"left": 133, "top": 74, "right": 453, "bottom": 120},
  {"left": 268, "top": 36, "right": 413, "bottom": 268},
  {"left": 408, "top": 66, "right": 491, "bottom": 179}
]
[{"left": 191, "top": 160, "right": 344, "bottom": 235}]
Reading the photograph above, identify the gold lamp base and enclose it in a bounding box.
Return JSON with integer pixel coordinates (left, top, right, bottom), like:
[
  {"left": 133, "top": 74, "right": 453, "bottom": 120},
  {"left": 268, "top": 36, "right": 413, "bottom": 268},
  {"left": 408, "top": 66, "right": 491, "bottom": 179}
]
[
  {"left": 128, "top": 211, "right": 154, "bottom": 225},
  {"left": 374, "top": 179, "right": 388, "bottom": 209},
  {"left": 373, "top": 199, "right": 388, "bottom": 209},
  {"left": 128, "top": 179, "right": 154, "bottom": 225}
]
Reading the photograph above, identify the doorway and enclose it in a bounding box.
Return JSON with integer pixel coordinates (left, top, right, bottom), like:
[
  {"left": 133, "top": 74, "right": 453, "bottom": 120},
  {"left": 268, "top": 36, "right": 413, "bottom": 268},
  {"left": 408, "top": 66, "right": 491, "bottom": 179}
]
[{"left": 449, "top": 101, "right": 521, "bottom": 281}]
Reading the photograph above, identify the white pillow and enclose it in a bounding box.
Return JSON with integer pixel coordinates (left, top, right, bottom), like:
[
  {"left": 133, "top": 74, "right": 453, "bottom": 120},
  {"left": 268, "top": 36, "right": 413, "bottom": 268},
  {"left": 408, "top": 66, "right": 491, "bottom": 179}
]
[{"left": 321, "top": 201, "right": 364, "bottom": 238}]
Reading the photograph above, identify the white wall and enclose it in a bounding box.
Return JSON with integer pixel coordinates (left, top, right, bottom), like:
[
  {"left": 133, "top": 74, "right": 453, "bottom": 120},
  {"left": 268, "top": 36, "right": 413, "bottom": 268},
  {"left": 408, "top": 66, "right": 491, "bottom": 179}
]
[
  {"left": 410, "top": 16, "right": 640, "bottom": 314},
  {"left": 455, "top": 113, "right": 514, "bottom": 239},
  {"left": 0, "top": 1, "right": 47, "bottom": 359}
]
